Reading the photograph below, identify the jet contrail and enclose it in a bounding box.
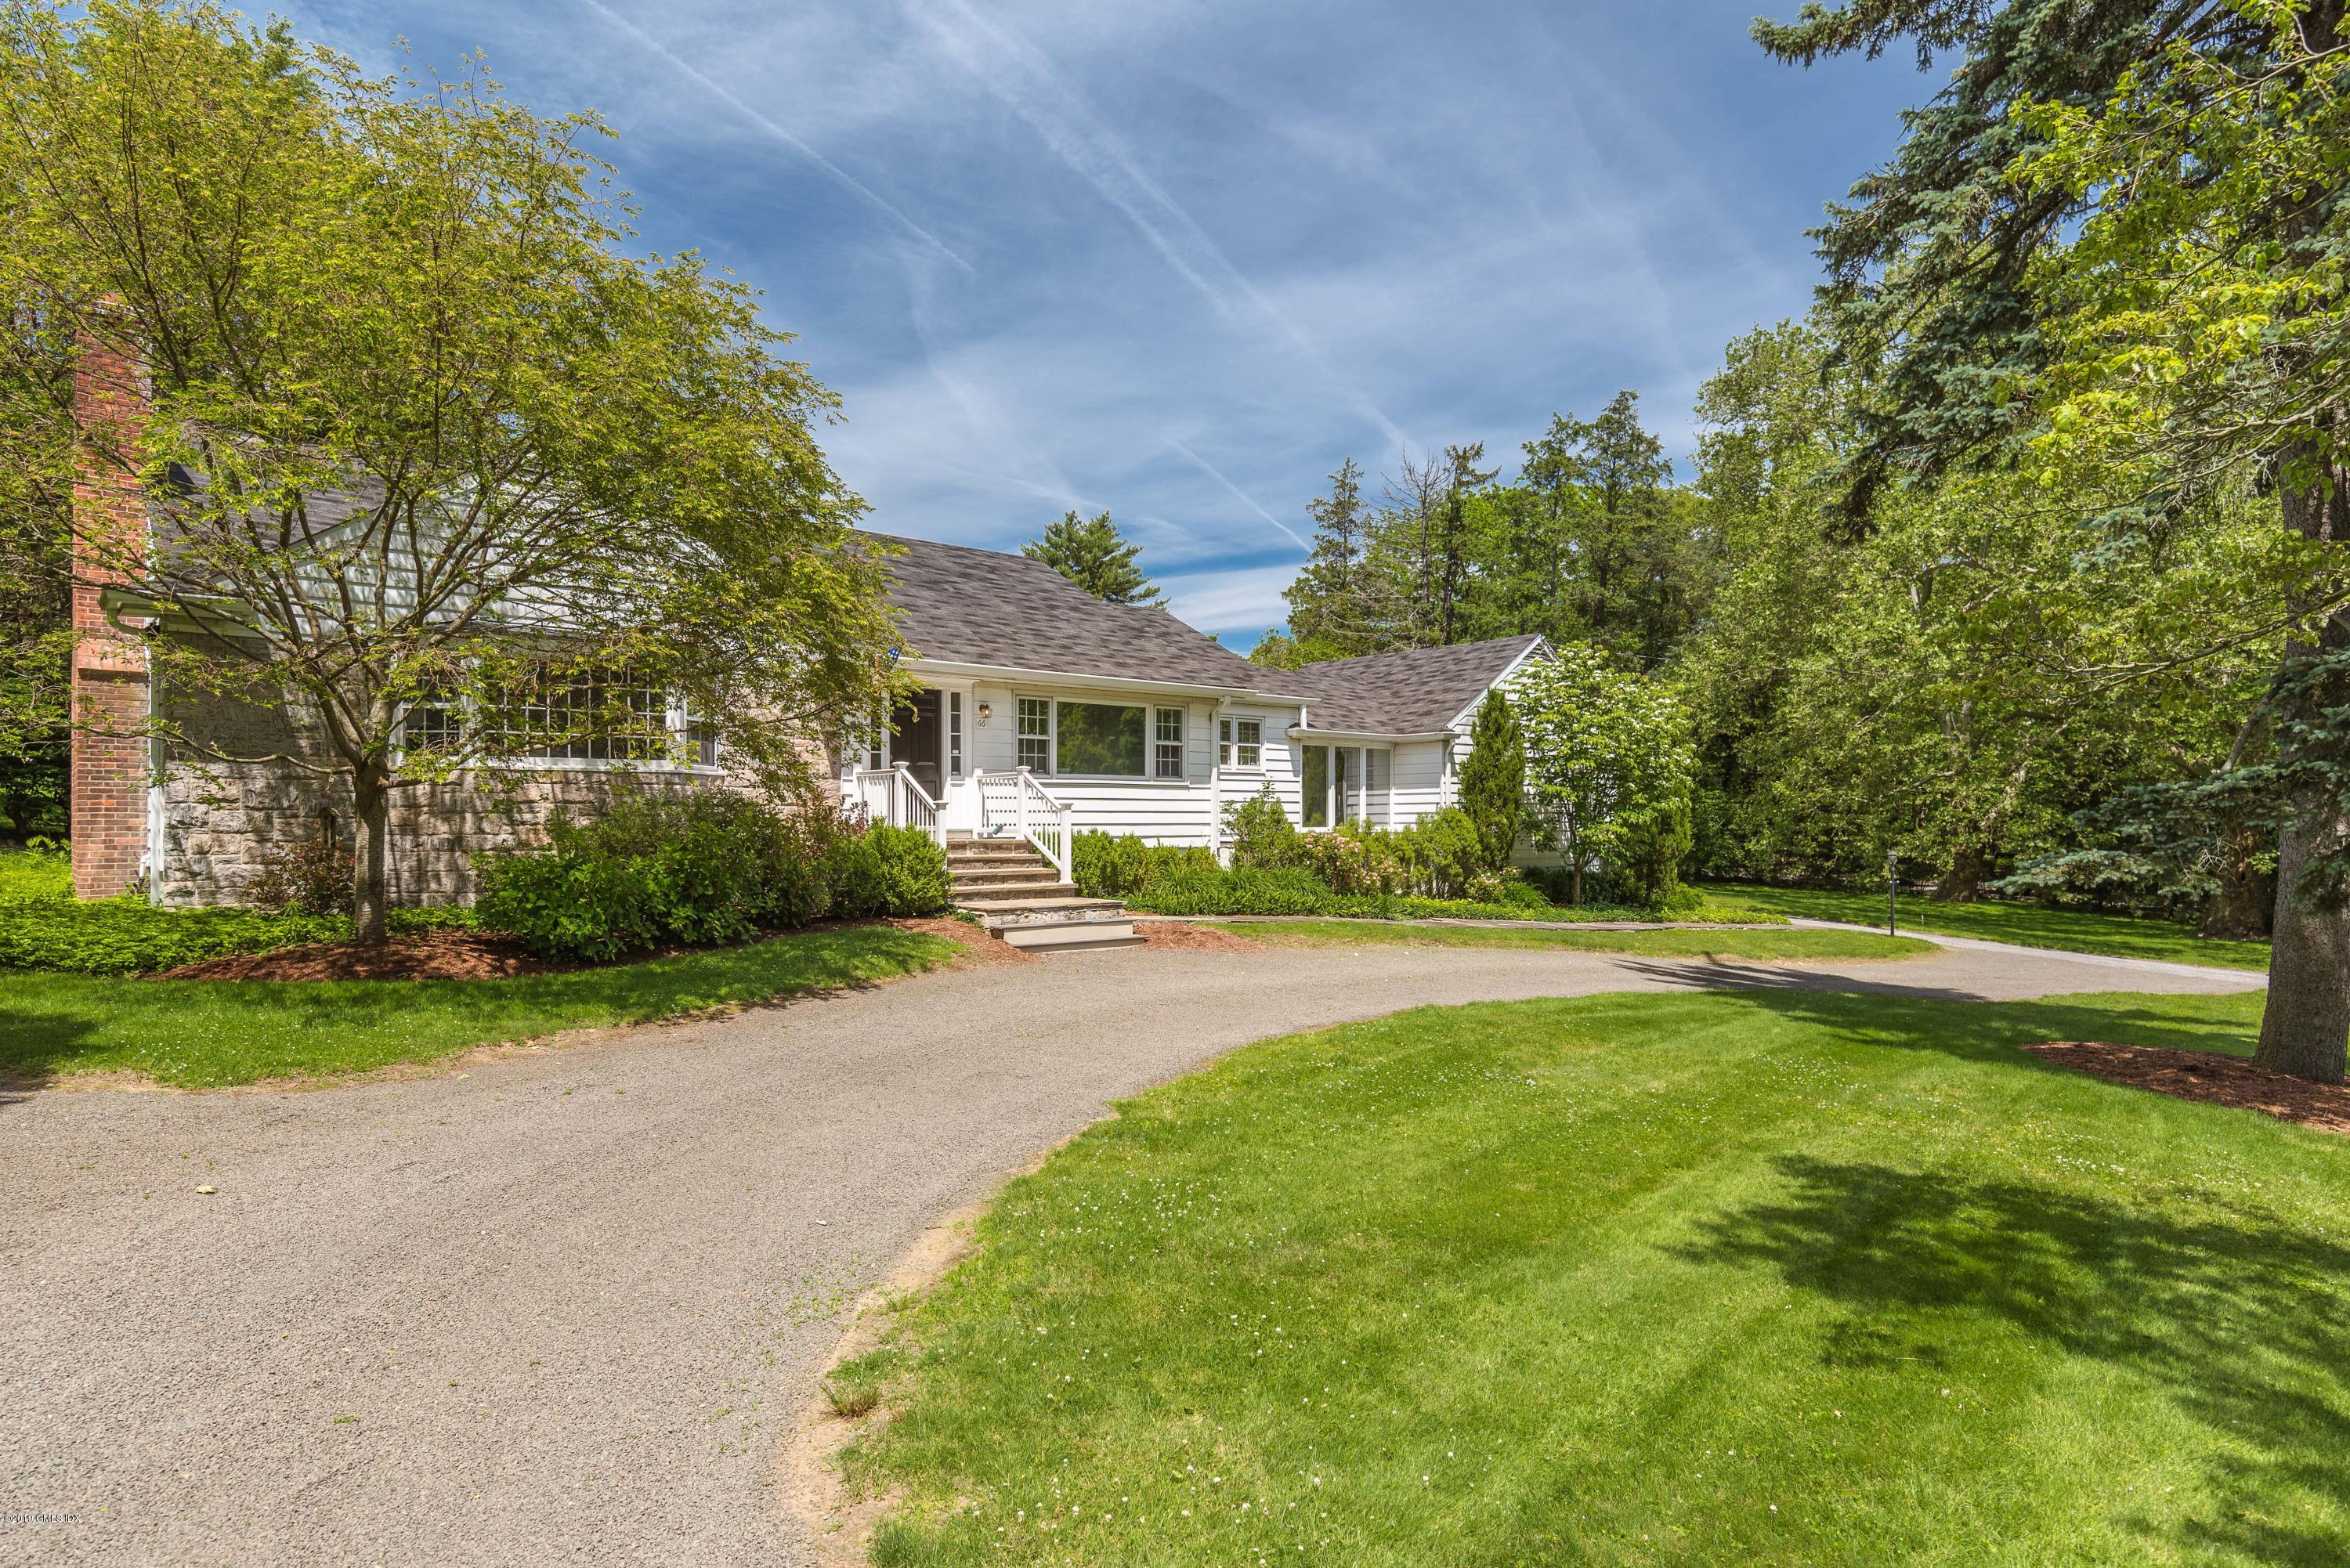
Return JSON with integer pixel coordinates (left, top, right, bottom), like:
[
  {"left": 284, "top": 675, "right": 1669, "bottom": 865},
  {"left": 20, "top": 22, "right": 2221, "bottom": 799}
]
[{"left": 578, "top": 0, "right": 974, "bottom": 275}]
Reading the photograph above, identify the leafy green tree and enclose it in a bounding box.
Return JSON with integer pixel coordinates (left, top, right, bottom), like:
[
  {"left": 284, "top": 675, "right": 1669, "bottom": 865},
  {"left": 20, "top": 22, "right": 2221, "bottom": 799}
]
[
  {"left": 1758, "top": 0, "right": 2350, "bottom": 1080},
  {"left": 0, "top": 2, "right": 898, "bottom": 938},
  {"left": 1022, "top": 510, "right": 1164, "bottom": 606},
  {"left": 1680, "top": 322, "right": 2276, "bottom": 903},
  {"left": 1283, "top": 458, "right": 1401, "bottom": 656},
  {"left": 1513, "top": 645, "right": 1694, "bottom": 904},
  {"left": 1455, "top": 688, "right": 1526, "bottom": 876}
]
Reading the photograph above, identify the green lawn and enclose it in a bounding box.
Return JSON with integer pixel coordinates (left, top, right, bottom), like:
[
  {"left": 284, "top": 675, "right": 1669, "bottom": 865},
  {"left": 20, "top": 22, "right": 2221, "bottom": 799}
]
[
  {"left": 0, "top": 923, "right": 960, "bottom": 1088},
  {"left": 1207, "top": 919, "right": 1935, "bottom": 961},
  {"left": 841, "top": 985, "right": 2350, "bottom": 1567},
  {"left": 1704, "top": 881, "right": 2270, "bottom": 971}
]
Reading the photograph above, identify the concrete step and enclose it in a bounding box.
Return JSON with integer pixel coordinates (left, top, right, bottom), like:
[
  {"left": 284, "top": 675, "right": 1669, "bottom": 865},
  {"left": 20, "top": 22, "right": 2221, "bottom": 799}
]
[
  {"left": 953, "top": 880, "right": 1079, "bottom": 901},
  {"left": 996, "top": 917, "right": 1143, "bottom": 952},
  {"left": 945, "top": 845, "right": 1052, "bottom": 863},
  {"left": 949, "top": 866, "right": 1065, "bottom": 887}
]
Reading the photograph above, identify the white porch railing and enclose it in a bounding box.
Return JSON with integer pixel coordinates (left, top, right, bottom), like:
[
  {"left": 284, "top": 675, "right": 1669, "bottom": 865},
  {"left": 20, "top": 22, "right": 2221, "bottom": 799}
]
[
  {"left": 851, "top": 764, "right": 944, "bottom": 846},
  {"left": 974, "top": 767, "right": 1072, "bottom": 882}
]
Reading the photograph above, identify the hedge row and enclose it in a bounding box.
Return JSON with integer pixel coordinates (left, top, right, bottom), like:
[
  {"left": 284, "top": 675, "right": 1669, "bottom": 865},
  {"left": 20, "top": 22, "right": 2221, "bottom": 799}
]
[
  {"left": 0, "top": 794, "right": 956, "bottom": 975},
  {"left": 475, "top": 795, "right": 949, "bottom": 962}
]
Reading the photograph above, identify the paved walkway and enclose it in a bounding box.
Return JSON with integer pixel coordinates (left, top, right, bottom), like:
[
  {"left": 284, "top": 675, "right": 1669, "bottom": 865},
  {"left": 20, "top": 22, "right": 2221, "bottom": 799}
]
[{"left": 0, "top": 940, "right": 2261, "bottom": 1566}]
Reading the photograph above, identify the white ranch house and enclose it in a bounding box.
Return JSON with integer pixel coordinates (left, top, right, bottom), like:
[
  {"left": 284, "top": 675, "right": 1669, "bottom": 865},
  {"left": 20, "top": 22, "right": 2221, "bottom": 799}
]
[{"left": 847, "top": 535, "right": 1554, "bottom": 914}]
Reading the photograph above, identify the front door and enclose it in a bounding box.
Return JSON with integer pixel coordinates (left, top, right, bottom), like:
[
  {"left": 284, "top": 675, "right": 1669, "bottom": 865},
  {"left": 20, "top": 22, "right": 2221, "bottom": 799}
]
[{"left": 893, "top": 689, "right": 945, "bottom": 800}]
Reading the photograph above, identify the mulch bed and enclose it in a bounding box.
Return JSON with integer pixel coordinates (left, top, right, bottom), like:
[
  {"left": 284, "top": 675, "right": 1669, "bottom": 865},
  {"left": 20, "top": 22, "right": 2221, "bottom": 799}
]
[
  {"left": 153, "top": 916, "right": 1030, "bottom": 983},
  {"left": 156, "top": 927, "right": 557, "bottom": 982},
  {"left": 2023, "top": 1040, "right": 2350, "bottom": 1136},
  {"left": 1136, "top": 919, "right": 1263, "bottom": 953},
  {"left": 894, "top": 916, "right": 1035, "bottom": 966}
]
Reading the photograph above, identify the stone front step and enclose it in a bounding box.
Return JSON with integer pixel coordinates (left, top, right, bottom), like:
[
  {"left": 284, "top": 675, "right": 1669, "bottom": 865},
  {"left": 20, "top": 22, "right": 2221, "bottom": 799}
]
[
  {"left": 955, "top": 879, "right": 1080, "bottom": 901},
  {"left": 997, "top": 916, "right": 1141, "bottom": 951},
  {"left": 948, "top": 862, "right": 1062, "bottom": 883},
  {"left": 942, "top": 836, "right": 1141, "bottom": 947},
  {"left": 956, "top": 893, "right": 1123, "bottom": 916}
]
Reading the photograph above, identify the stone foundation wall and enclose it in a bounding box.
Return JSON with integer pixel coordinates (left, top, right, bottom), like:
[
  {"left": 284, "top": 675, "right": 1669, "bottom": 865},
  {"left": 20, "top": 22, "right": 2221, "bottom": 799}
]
[{"left": 153, "top": 685, "right": 769, "bottom": 909}]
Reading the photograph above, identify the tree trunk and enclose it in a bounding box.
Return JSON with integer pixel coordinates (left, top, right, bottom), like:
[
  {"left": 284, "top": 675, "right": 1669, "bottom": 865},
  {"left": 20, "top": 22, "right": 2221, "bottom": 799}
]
[
  {"left": 2254, "top": 449, "right": 2350, "bottom": 1083},
  {"left": 2254, "top": 797, "right": 2350, "bottom": 1082},
  {"left": 1933, "top": 844, "right": 1989, "bottom": 903},
  {"left": 351, "top": 764, "right": 391, "bottom": 945},
  {"left": 1569, "top": 860, "right": 1584, "bottom": 906},
  {"left": 2198, "top": 854, "right": 2274, "bottom": 940}
]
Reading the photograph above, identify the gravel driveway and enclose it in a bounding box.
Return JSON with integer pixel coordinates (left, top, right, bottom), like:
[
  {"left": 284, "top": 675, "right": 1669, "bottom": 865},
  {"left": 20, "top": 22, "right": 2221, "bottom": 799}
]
[{"left": 0, "top": 938, "right": 2260, "bottom": 1566}]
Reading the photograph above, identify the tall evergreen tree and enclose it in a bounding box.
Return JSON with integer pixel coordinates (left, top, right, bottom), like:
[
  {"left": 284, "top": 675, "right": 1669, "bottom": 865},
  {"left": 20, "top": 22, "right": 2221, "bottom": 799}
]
[
  {"left": 1022, "top": 510, "right": 1164, "bottom": 606},
  {"left": 1433, "top": 443, "right": 1498, "bottom": 646},
  {"left": 1759, "top": 0, "right": 2350, "bottom": 1081},
  {"left": 1457, "top": 688, "right": 1527, "bottom": 876},
  {"left": 1282, "top": 459, "right": 1393, "bottom": 657}
]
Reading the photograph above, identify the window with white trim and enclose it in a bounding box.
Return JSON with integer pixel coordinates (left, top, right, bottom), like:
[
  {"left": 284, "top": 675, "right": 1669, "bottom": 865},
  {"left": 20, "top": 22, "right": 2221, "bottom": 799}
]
[
  {"left": 948, "top": 691, "right": 964, "bottom": 779},
  {"left": 403, "top": 667, "right": 717, "bottom": 768},
  {"left": 1153, "top": 706, "right": 1185, "bottom": 779},
  {"left": 1219, "top": 716, "right": 1263, "bottom": 769},
  {"left": 1017, "top": 697, "right": 1051, "bottom": 771}
]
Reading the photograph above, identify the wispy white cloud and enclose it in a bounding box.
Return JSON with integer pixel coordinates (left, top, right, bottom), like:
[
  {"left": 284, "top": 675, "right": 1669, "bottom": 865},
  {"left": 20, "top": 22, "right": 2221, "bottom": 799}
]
[
  {"left": 1162, "top": 438, "right": 1311, "bottom": 553},
  {"left": 294, "top": 0, "right": 1915, "bottom": 644},
  {"left": 573, "top": 0, "right": 975, "bottom": 274},
  {"left": 1160, "top": 562, "right": 1300, "bottom": 638},
  {"left": 913, "top": 0, "right": 1411, "bottom": 455}
]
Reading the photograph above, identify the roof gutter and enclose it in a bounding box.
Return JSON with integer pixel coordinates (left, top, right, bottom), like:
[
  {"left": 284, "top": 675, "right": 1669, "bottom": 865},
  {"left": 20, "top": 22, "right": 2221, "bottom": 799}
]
[
  {"left": 1288, "top": 726, "right": 1455, "bottom": 744},
  {"left": 902, "top": 656, "right": 1307, "bottom": 704}
]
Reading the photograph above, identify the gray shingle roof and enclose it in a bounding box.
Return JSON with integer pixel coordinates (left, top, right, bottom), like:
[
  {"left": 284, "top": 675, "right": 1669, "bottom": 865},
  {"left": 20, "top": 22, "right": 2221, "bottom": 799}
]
[
  {"left": 871, "top": 532, "right": 1270, "bottom": 690},
  {"left": 1285, "top": 635, "right": 1546, "bottom": 734}
]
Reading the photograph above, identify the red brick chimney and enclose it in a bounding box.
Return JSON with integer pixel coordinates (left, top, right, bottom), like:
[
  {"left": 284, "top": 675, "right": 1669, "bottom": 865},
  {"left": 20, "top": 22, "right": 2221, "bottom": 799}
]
[{"left": 69, "top": 324, "right": 153, "bottom": 900}]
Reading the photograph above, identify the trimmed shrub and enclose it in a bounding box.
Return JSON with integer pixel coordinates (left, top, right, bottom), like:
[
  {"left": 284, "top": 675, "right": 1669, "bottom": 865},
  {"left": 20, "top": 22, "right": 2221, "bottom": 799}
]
[
  {"left": 1390, "top": 808, "right": 1488, "bottom": 900},
  {"left": 870, "top": 825, "right": 951, "bottom": 916},
  {"left": 1071, "top": 832, "right": 1217, "bottom": 899},
  {"left": 475, "top": 792, "right": 833, "bottom": 962},
  {"left": 825, "top": 835, "right": 891, "bottom": 920},
  {"left": 1221, "top": 786, "right": 1299, "bottom": 870}
]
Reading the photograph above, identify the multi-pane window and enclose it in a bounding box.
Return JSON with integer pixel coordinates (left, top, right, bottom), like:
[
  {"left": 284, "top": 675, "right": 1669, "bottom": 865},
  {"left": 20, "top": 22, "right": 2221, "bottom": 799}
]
[
  {"left": 403, "top": 667, "right": 716, "bottom": 767},
  {"left": 1055, "top": 702, "right": 1145, "bottom": 775},
  {"left": 504, "top": 670, "right": 668, "bottom": 761},
  {"left": 1018, "top": 698, "right": 1051, "bottom": 771},
  {"left": 949, "top": 692, "right": 964, "bottom": 779},
  {"left": 402, "top": 688, "right": 462, "bottom": 754},
  {"left": 1153, "top": 706, "right": 1185, "bottom": 779},
  {"left": 1218, "top": 717, "right": 1263, "bottom": 769}
]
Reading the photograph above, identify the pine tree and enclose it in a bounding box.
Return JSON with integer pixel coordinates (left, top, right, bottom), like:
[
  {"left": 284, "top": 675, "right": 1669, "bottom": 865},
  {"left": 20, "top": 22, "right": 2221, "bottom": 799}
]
[
  {"left": 1759, "top": 0, "right": 2350, "bottom": 1081},
  {"left": 1457, "top": 688, "right": 1527, "bottom": 876},
  {"left": 1433, "top": 443, "right": 1498, "bottom": 646},
  {"left": 1022, "top": 511, "right": 1164, "bottom": 606},
  {"left": 1284, "top": 459, "right": 1394, "bottom": 656}
]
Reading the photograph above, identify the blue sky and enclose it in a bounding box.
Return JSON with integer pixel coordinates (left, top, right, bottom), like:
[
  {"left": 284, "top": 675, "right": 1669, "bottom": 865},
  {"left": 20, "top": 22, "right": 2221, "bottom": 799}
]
[{"left": 290, "top": 0, "right": 1922, "bottom": 649}]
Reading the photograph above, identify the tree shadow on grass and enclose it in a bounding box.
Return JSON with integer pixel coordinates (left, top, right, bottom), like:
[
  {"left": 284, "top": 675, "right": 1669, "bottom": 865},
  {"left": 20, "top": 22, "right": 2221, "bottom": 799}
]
[
  {"left": 1619, "top": 963, "right": 2264, "bottom": 1061},
  {"left": 1676, "top": 1153, "right": 2350, "bottom": 1563},
  {"left": 0, "top": 1005, "right": 99, "bottom": 1101}
]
